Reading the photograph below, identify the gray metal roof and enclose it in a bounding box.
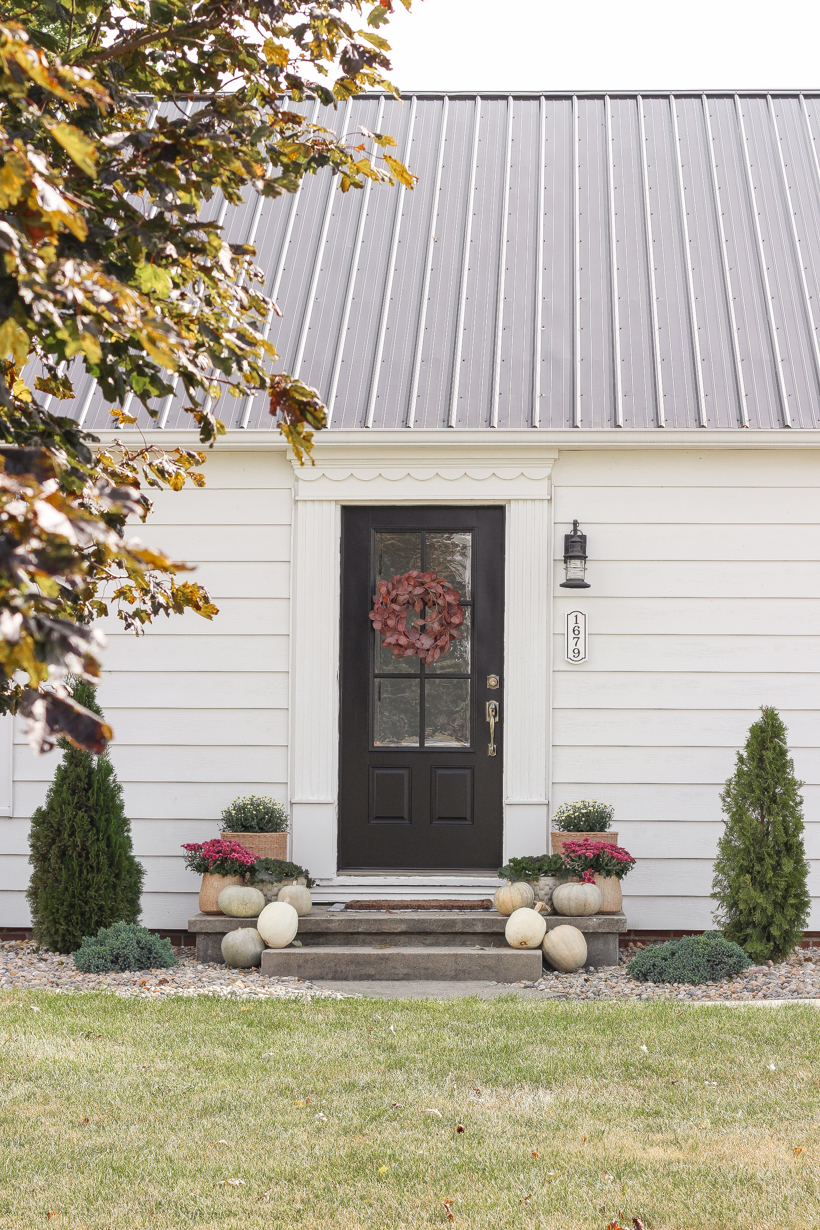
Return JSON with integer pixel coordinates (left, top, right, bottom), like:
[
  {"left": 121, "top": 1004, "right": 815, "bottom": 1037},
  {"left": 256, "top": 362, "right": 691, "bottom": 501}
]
[{"left": 74, "top": 91, "right": 820, "bottom": 431}]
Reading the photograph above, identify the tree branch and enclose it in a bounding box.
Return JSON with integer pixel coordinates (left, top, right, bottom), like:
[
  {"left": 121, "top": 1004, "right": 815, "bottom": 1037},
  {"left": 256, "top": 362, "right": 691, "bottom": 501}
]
[{"left": 84, "top": 10, "right": 227, "bottom": 65}]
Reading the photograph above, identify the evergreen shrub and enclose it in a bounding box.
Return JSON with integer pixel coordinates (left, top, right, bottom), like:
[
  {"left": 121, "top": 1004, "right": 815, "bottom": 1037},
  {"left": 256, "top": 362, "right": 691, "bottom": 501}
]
[
  {"left": 27, "top": 680, "right": 144, "bottom": 954},
  {"left": 220, "top": 795, "right": 289, "bottom": 833},
  {"left": 627, "top": 932, "right": 751, "bottom": 984},
  {"left": 73, "top": 922, "right": 176, "bottom": 972},
  {"left": 712, "top": 706, "right": 810, "bottom": 962}
]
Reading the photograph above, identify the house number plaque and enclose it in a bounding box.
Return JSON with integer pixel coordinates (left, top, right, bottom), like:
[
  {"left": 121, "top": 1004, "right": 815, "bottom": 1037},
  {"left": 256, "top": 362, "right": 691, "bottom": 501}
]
[{"left": 565, "top": 610, "right": 587, "bottom": 663}]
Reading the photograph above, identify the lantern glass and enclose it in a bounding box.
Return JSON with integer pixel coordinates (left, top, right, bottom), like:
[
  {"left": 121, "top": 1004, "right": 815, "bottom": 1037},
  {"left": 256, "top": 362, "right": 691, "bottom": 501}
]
[{"left": 565, "top": 557, "right": 586, "bottom": 583}]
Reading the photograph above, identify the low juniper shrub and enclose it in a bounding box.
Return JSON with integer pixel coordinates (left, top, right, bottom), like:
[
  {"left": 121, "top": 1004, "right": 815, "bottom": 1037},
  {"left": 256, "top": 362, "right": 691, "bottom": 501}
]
[
  {"left": 627, "top": 931, "right": 751, "bottom": 985},
  {"left": 73, "top": 922, "right": 177, "bottom": 973}
]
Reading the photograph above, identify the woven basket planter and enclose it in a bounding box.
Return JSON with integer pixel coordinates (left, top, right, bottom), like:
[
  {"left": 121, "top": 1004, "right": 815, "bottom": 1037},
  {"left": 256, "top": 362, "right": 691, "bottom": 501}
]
[
  {"left": 549, "top": 831, "right": 618, "bottom": 856},
  {"left": 221, "top": 831, "right": 288, "bottom": 860}
]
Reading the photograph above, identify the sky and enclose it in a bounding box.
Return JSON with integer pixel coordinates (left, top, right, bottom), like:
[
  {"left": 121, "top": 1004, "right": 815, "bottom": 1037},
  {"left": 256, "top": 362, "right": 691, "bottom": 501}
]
[{"left": 385, "top": 0, "right": 820, "bottom": 90}]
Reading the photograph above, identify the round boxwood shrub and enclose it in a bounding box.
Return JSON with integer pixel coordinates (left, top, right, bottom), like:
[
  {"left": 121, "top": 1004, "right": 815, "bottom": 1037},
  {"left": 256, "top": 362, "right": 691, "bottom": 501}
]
[
  {"left": 220, "top": 795, "right": 289, "bottom": 834},
  {"left": 627, "top": 932, "right": 751, "bottom": 985},
  {"left": 73, "top": 922, "right": 177, "bottom": 973}
]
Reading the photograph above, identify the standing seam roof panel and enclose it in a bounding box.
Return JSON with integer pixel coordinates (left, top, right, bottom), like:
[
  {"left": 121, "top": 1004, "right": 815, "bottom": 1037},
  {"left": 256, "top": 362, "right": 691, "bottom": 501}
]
[{"left": 65, "top": 92, "right": 820, "bottom": 433}]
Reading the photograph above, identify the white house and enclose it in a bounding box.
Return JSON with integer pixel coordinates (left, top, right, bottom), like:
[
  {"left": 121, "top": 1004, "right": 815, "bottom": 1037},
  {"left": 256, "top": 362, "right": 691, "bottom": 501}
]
[{"left": 2, "top": 90, "right": 820, "bottom": 936}]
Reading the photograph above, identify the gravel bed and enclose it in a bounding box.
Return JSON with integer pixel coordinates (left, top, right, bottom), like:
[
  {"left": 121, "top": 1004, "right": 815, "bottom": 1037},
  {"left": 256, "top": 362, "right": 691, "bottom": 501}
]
[
  {"left": 529, "top": 942, "right": 820, "bottom": 1001},
  {"left": 0, "top": 940, "right": 348, "bottom": 1000}
]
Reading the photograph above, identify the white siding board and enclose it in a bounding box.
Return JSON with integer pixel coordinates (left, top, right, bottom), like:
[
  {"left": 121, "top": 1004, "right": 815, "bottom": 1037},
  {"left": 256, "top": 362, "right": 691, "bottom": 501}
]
[
  {"left": 555, "top": 523, "right": 820, "bottom": 561},
  {"left": 623, "top": 896, "right": 820, "bottom": 931},
  {"left": 554, "top": 560, "right": 820, "bottom": 597},
  {"left": 553, "top": 634, "right": 820, "bottom": 672},
  {"left": 13, "top": 781, "right": 287, "bottom": 821},
  {"left": 554, "top": 598, "right": 820, "bottom": 637},
  {"left": 22, "top": 709, "right": 290, "bottom": 747},
  {"left": 98, "top": 600, "right": 286, "bottom": 639},
  {"left": 138, "top": 893, "right": 199, "bottom": 928},
  {"left": 553, "top": 671, "right": 820, "bottom": 708},
  {"left": 103, "top": 635, "right": 286, "bottom": 673},
  {"left": 555, "top": 485, "right": 820, "bottom": 524},
  {"left": 551, "top": 781, "right": 820, "bottom": 822},
  {"left": 551, "top": 448, "right": 820, "bottom": 485},
  {"left": 14, "top": 745, "right": 287, "bottom": 785},
  {"left": 142, "top": 487, "right": 291, "bottom": 524},
  {"left": 142, "top": 524, "right": 290, "bottom": 561},
  {"left": 552, "top": 744, "right": 820, "bottom": 784},
  {"left": 95, "top": 672, "right": 288, "bottom": 710},
  {"left": 191, "top": 562, "right": 289, "bottom": 599},
  {"left": 0, "top": 892, "right": 30, "bottom": 928},
  {"left": 553, "top": 708, "right": 820, "bottom": 747}
]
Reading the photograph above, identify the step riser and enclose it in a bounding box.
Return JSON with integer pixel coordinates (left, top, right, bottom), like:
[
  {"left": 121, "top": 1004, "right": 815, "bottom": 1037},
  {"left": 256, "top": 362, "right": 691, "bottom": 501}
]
[
  {"left": 195, "top": 931, "right": 618, "bottom": 967},
  {"left": 260, "top": 947, "right": 543, "bottom": 981}
]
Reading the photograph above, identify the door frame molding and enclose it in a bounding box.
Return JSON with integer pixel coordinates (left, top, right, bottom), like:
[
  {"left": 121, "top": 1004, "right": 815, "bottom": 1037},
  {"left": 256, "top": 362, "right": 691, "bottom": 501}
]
[{"left": 288, "top": 437, "right": 558, "bottom": 896}]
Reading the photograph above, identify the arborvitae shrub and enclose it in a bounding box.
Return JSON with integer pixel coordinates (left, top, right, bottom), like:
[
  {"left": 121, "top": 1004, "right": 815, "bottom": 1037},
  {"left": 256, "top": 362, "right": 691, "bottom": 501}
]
[
  {"left": 627, "top": 932, "right": 751, "bottom": 984},
  {"left": 73, "top": 922, "right": 176, "bottom": 973},
  {"left": 712, "top": 706, "right": 810, "bottom": 962},
  {"left": 26, "top": 680, "right": 144, "bottom": 953}
]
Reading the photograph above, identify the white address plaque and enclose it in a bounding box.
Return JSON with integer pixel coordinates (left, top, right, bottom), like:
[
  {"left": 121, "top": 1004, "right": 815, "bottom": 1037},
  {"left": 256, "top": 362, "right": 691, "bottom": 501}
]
[{"left": 565, "top": 610, "right": 587, "bottom": 663}]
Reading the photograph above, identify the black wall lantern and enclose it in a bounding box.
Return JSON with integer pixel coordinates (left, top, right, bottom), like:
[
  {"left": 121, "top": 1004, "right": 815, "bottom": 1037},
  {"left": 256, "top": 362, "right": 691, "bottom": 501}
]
[{"left": 560, "top": 519, "right": 590, "bottom": 589}]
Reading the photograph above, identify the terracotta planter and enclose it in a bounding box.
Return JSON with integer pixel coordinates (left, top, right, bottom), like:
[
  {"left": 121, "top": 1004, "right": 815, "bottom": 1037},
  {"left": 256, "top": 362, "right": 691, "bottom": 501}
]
[
  {"left": 221, "top": 831, "right": 288, "bottom": 860},
  {"left": 199, "top": 872, "right": 244, "bottom": 915},
  {"left": 550, "top": 831, "right": 618, "bottom": 856},
  {"left": 594, "top": 874, "right": 623, "bottom": 914}
]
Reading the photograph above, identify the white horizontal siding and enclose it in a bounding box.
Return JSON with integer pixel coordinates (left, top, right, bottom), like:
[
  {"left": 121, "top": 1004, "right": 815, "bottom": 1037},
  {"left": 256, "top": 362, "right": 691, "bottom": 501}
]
[
  {"left": 0, "top": 449, "right": 294, "bottom": 931},
  {"left": 552, "top": 447, "right": 820, "bottom": 932}
]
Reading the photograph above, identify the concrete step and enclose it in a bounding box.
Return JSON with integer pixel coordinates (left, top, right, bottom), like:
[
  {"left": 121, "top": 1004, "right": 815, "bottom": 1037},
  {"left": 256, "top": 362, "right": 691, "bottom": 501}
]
[
  {"left": 260, "top": 944, "right": 544, "bottom": 982},
  {"left": 189, "top": 907, "right": 625, "bottom": 967}
]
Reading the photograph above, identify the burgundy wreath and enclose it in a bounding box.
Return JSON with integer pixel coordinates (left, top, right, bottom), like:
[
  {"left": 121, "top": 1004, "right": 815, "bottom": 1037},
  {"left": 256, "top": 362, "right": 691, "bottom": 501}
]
[{"left": 369, "top": 570, "right": 464, "bottom": 664}]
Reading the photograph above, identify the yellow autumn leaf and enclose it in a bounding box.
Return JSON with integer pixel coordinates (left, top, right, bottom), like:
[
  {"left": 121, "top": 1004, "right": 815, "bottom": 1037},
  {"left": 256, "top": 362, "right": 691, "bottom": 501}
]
[
  {"left": 135, "top": 264, "right": 172, "bottom": 299},
  {"left": 262, "top": 39, "right": 289, "bottom": 66},
  {"left": 383, "top": 155, "right": 416, "bottom": 189},
  {"left": 46, "top": 121, "right": 98, "bottom": 179},
  {"left": 0, "top": 153, "right": 28, "bottom": 209},
  {"left": 0, "top": 318, "right": 30, "bottom": 364},
  {"left": 11, "top": 376, "right": 31, "bottom": 402}
]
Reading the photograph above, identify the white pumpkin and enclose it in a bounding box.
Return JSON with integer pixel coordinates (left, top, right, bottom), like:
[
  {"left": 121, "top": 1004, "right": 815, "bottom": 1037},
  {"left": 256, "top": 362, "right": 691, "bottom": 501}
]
[
  {"left": 221, "top": 927, "right": 265, "bottom": 968},
  {"left": 542, "top": 924, "right": 587, "bottom": 972},
  {"left": 494, "top": 881, "right": 535, "bottom": 916},
  {"left": 552, "top": 881, "right": 602, "bottom": 917},
  {"left": 277, "top": 883, "right": 312, "bottom": 916},
  {"left": 504, "top": 906, "right": 548, "bottom": 949},
  {"left": 257, "top": 900, "right": 299, "bottom": 949},
  {"left": 218, "top": 885, "right": 266, "bottom": 918}
]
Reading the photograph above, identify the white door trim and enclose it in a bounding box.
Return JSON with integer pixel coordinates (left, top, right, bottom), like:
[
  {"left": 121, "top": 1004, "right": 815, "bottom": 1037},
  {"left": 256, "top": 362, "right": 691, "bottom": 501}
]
[{"left": 288, "top": 440, "right": 558, "bottom": 898}]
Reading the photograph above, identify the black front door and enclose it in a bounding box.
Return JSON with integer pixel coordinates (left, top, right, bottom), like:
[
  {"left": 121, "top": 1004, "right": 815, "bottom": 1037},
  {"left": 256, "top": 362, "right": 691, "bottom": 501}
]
[{"left": 339, "top": 506, "right": 504, "bottom": 871}]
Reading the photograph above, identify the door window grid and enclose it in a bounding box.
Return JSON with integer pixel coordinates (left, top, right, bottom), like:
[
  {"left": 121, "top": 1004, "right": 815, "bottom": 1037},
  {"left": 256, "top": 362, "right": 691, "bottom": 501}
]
[{"left": 372, "top": 530, "right": 472, "bottom": 749}]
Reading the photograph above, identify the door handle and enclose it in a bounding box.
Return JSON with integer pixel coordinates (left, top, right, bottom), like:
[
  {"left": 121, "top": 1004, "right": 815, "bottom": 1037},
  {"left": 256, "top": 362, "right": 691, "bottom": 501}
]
[{"left": 485, "top": 700, "right": 499, "bottom": 757}]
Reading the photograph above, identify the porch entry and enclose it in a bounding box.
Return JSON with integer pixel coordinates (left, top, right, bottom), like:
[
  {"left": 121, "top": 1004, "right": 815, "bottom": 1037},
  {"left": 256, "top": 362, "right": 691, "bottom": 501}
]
[{"left": 339, "top": 506, "right": 505, "bottom": 871}]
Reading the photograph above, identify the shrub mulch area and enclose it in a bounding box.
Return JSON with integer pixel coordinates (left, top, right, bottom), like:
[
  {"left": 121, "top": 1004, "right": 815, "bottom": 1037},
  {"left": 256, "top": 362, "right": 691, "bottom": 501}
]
[
  {"left": 0, "top": 940, "right": 346, "bottom": 1000},
  {"left": 531, "top": 942, "right": 820, "bottom": 1001}
]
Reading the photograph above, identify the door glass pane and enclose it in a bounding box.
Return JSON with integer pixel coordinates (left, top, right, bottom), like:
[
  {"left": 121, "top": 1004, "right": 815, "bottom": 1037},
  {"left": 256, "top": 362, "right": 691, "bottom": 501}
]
[
  {"left": 374, "top": 607, "right": 421, "bottom": 674},
  {"left": 374, "top": 678, "right": 420, "bottom": 746},
  {"left": 426, "top": 608, "right": 471, "bottom": 674},
  {"left": 427, "top": 532, "right": 471, "bottom": 598},
  {"left": 425, "top": 678, "right": 470, "bottom": 747},
  {"left": 376, "top": 531, "right": 421, "bottom": 586}
]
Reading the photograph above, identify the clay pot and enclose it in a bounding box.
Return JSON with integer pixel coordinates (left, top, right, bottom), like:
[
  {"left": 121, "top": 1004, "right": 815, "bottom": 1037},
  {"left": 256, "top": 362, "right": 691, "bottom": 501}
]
[
  {"left": 594, "top": 874, "right": 623, "bottom": 914},
  {"left": 221, "top": 831, "right": 288, "bottom": 860},
  {"left": 550, "top": 831, "right": 618, "bottom": 856},
  {"left": 199, "top": 872, "right": 244, "bottom": 915}
]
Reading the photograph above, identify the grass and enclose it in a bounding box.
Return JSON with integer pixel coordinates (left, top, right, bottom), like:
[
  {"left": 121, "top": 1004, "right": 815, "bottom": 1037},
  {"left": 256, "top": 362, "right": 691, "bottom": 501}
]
[{"left": 0, "top": 992, "right": 819, "bottom": 1229}]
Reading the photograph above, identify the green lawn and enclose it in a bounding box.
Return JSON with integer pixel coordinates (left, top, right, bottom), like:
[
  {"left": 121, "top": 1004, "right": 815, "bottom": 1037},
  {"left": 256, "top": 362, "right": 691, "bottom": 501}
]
[{"left": 1, "top": 992, "right": 819, "bottom": 1229}]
